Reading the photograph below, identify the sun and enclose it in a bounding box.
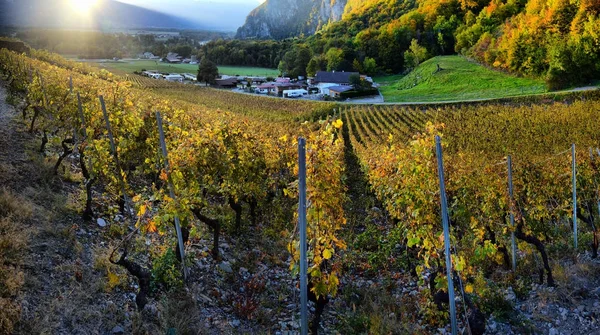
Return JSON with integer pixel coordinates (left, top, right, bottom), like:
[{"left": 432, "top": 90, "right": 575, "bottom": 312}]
[{"left": 69, "top": 0, "right": 100, "bottom": 15}]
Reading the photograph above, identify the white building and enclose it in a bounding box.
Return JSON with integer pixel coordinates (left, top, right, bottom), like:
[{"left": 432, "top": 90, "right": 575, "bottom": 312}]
[
  {"left": 314, "top": 71, "right": 359, "bottom": 95},
  {"left": 317, "top": 83, "right": 343, "bottom": 96},
  {"left": 143, "top": 71, "right": 162, "bottom": 79},
  {"left": 139, "top": 52, "right": 160, "bottom": 60}
]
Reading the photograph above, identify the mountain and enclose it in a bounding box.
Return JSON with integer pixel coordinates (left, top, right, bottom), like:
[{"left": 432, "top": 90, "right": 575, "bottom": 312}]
[
  {"left": 236, "top": 0, "right": 347, "bottom": 39},
  {"left": 0, "top": 0, "right": 203, "bottom": 30},
  {"left": 235, "top": 0, "right": 599, "bottom": 88}
]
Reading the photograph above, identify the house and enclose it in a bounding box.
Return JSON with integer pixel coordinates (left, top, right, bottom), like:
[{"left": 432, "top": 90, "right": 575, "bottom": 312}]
[
  {"left": 139, "top": 52, "right": 159, "bottom": 59},
  {"left": 164, "top": 74, "right": 183, "bottom": 82},
  {"left": 328, "top": 86, "right": 353, "bottom": 98},
  {"left": 247, "top": 77, "right": 267, "bottom": 85},
  {"left": 214, "top": 78, "right": 238, "bottom": 88},
  {"left": 256, "top": 83, "right": 277, "bottom": 94},
  {"left": 255, "top": 81, "right": 307, "bottom": 96},
  {"left": 314, "top": 71, "right": 359, "bottom": 95},
  {"left": 165, "top": 53, "right": 182, "bottom": 64}
]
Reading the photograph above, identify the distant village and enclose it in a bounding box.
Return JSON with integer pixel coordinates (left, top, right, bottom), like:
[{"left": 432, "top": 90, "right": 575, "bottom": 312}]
[{"left": 135, "top": 52, "right": 379, "bottom": 101}]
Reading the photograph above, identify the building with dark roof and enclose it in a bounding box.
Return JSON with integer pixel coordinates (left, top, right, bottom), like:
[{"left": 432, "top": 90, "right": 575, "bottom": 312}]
[
  {"left": 165, "top": 52, "right": 182, "bottom": 63},
  {"left": 328, "top": 85, "right": 354, "bottom": 98},
  {"left": 314, "top": 71, "right": 359, "bottom": 84},
  {"left": 213, "top": 78, "right": 238, "bottom": 89}
]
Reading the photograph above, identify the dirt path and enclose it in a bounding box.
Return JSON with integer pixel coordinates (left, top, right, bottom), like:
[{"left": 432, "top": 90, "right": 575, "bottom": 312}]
[
  {"left": 0, "top": 80, "right": 136, "bottom": 335},
  {"left": 0, "top": 82, "right": 32, "bottom": 186}
]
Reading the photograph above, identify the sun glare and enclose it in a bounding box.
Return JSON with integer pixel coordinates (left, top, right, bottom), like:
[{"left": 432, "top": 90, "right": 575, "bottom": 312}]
[{"left": 69, "top": 0, "right": 99, "bottom": 15}]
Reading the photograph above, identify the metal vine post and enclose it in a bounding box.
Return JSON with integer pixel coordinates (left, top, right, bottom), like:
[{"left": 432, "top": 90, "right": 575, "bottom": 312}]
[
  {"left": 434, "top": 135, "right": 458, "bottom": 335},
  {"left": 155, "top": 111, "right": 188, "bottom": 279},
  {"left": 298, "top": 137, "right": 308, "bottom": 335}
]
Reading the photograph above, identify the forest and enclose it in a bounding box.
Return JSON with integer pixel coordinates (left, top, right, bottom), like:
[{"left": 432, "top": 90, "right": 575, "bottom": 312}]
[{"left": 214, "top": 0, "right": 600, "bottom": 88}]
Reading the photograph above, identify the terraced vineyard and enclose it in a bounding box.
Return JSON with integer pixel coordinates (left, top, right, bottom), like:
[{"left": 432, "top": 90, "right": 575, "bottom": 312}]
[
  {"left": 124, "top": 74, "right": 182, "bottom": 89},
  {"left": 340, "top": 100, "right": 600, "bottom": 333},
  {"left": 342, "top": 98, "right": 600, "bottom": 156},
  {"left": 0, "top": 48, "right": 346, "bottom": 334},
  {"left": 120, "top": 75, "right": 335, "bottom": 122},
  {"left": 342, "top": 106, "right": 435, "bottom": 148},
  {"left": 2, "top": 45, "right": 600, "bottom": 335}
]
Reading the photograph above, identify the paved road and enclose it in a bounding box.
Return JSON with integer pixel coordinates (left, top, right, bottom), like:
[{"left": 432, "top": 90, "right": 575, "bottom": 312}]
[{"left": 228, "top": 85, "right": 599, "bottom": 105}]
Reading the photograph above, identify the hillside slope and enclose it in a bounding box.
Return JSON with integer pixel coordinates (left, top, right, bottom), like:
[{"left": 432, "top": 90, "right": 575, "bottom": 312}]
[{"left": 376, "top": 56, "right": 547, "bottom": 102}]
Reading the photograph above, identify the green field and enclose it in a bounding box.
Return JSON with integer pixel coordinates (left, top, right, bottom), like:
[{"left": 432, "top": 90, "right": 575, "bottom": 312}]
[
  {"left": 374, "top": 55, "right": 548, "bottom": 102},
  {"left": 88, "top": 59, "right": 279, "bottom": 77}
]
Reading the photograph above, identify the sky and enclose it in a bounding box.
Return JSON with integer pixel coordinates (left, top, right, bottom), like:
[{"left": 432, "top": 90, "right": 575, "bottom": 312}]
[{"left": 117, "top": 0, "right": 267, "bottom": 31}]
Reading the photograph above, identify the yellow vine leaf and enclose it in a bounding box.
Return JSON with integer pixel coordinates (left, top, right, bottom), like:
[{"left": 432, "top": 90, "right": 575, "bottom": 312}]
[
  {"left": 107, "top": 270, "right": 119, "bottom": 289},
  {"left": 333, "top": 119, "right": 343, "bottom": 129}
]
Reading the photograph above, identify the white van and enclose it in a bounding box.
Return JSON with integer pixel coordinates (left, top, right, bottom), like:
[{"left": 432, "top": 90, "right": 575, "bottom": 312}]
[{"left": 283, "top": 89, "right": 308, "bottom": 98}]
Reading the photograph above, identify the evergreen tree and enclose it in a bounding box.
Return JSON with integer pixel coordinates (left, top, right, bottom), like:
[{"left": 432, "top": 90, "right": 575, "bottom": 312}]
[{"left": 197, "top": 58, "right": 219, "bottom": 86}]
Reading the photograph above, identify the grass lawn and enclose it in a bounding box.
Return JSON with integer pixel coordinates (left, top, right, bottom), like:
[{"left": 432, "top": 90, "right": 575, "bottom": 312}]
[
  {"left": 88, "top": 59, "right": 279, "bottom": 77},
  {"left": 374, "top": 55, "right": 547, "bottom": 102}
]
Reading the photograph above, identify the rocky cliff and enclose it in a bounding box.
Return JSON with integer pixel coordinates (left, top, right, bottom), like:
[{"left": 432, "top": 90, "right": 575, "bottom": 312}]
[{"left": 236, "top": 0, "right": 347, "bottom": 39}]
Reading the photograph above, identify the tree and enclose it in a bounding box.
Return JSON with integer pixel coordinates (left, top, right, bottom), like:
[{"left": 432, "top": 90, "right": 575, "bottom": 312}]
[
  {"left": 139, "top": 34, "right": 155, "bottom": 46},
  {"left": 362, "top": 57, "right": 378, "bottom": 76},
  {"left": 197, "top": 58, "right": 219, "bottom": 86},
  {"left": 278, "top": 60, "right": 286, "bottom": 76},
  {"left": 306, "top": 58, "right": 320, "bottom": 77},
  {"left": 349, "top": 74, "right": 362, "bottom": 89},
  {"left": 294, "top": 45, "right": 312, "bottom": 78},
  {"left": 152, "top": 44, "right": 167, "bottom": 58},
  {"left": 352, "top": 59, "right": 364, "bottom": 73},
  {"left": 404, "top": 39, "right": 428, "bottom": 70},
  {"left": 173, "top": 45, "right": 193, "bottom": 58},
  {"left": 326, "top": 48, "right": 344, "bottom": 71},
  {"left": 349, "top": 73, "right": 372, "bottom": 91},
  {"left": 281, "top": 44, "right": 312, "bottom": 78}
]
